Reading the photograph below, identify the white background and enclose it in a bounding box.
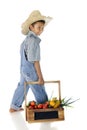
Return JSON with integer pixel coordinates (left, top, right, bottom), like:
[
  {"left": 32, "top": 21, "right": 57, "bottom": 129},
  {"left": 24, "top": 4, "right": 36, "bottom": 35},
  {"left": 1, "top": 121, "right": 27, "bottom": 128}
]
[{"left": 0, "top": 0, "right": 87, "bottom": 130}]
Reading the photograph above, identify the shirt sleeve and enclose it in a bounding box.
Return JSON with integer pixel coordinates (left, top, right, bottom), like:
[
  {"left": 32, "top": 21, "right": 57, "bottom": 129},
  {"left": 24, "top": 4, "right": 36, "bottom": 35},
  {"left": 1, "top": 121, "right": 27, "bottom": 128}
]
[{"left": 25, "top": 36, "right": 40, "bottom": 62}]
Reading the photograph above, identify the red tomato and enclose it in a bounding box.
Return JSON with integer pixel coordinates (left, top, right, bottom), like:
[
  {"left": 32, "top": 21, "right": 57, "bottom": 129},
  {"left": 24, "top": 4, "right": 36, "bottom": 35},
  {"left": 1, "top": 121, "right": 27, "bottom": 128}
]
[{"left": 37, "top": 104, "right": 43, "bottom": 109}]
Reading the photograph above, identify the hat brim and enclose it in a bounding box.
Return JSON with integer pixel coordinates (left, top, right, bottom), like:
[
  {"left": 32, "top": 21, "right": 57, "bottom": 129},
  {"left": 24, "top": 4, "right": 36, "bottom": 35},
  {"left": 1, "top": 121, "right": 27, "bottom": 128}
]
[{"left": 21, "top": 11, "right": 52, "bottom": 35}]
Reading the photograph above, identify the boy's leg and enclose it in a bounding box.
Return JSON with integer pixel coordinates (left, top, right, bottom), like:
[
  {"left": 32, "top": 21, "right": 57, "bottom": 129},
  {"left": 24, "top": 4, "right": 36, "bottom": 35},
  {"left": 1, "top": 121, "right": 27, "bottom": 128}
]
[
  {"left": 30, "top": 84, "right": 48, "bottom": 103},
  {"left": 9, "top": 76, "right": 29, "bottom": 112}
]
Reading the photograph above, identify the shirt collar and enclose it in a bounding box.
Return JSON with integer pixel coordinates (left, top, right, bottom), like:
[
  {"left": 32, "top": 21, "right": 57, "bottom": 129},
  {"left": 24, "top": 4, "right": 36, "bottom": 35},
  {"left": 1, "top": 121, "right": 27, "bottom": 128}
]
[{"left": 27, "top": 31, "right": 41, "bottom": 43}]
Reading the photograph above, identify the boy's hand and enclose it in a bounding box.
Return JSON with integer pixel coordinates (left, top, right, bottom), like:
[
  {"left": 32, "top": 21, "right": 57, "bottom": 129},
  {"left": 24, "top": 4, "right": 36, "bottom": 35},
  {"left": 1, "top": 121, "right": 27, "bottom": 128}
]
[{"left": 38, "top": 78, "right": 44, "bottom": 85}]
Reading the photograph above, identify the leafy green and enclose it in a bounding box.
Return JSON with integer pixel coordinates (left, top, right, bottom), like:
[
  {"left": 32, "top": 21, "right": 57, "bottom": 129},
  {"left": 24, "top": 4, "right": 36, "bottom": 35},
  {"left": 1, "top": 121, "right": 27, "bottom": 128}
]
[{"left": 60, "top": 97, "right": 79, "bottom": 108}]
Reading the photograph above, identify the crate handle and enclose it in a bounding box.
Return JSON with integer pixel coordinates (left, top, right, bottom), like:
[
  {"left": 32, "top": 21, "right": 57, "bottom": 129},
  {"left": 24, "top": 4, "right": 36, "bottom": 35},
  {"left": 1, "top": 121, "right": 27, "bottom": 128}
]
[{"left": 24, "top": 80, "right": 61, "bottom": 106}]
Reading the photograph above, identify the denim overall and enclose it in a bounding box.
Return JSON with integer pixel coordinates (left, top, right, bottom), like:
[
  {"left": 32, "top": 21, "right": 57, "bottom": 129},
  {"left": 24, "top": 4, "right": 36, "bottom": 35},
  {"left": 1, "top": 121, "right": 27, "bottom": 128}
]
[{"left": 10, "top": 38, "right": 48, "bottom": 110}]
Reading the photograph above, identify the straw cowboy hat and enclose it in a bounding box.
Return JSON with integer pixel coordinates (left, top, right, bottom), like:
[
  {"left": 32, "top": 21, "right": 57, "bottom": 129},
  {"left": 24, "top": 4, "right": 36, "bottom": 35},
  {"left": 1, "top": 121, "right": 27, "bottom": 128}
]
[{"left": 21, "top": 10, "right": 52, "bottom": 35}]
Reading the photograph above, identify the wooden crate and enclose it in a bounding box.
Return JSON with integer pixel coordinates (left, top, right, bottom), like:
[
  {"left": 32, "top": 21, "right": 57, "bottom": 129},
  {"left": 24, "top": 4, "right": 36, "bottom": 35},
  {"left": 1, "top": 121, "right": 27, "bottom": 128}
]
[
  {"left": 24, "top": 80, "right": 65, "bottom": 123},
  {"left": 26, "top": 107, "right": 64, "bottom": 123}
]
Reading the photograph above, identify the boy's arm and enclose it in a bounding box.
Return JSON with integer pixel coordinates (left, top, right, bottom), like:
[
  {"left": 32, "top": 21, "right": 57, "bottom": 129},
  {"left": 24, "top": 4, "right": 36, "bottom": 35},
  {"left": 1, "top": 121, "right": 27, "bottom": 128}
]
[{"left": 34, "top": 61, "right": 44, "bottom": 85}]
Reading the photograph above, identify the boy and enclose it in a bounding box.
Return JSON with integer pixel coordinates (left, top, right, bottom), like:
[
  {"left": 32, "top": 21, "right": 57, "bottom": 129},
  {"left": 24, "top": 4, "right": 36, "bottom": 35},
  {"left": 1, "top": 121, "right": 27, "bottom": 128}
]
[{"left": 9, "top": 10, "right": 52, "bottom": 112}]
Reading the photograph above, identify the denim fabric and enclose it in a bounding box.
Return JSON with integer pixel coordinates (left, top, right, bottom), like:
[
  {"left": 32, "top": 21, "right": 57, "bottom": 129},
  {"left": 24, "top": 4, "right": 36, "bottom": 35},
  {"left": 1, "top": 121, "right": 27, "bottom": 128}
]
[{"left": 10, "top": 35, "right": 48, "bottom": 110}]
